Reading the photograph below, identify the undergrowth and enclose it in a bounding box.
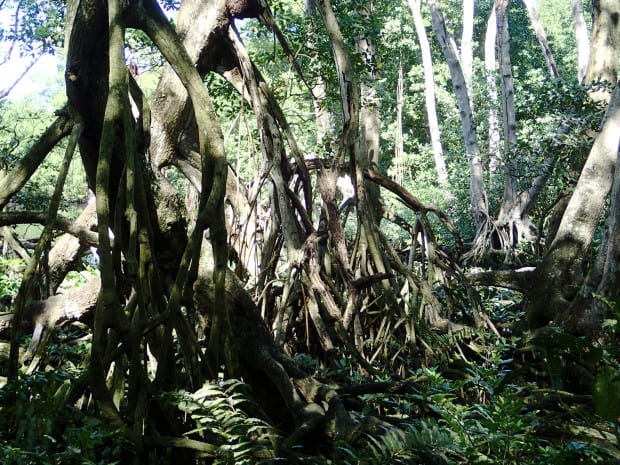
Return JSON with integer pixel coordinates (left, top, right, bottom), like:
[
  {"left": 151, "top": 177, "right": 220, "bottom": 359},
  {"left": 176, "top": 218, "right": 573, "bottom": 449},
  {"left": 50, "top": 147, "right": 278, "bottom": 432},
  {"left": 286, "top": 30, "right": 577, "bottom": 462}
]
[{"left": 0, "top": 269, "right": 618, "bottom": 464}]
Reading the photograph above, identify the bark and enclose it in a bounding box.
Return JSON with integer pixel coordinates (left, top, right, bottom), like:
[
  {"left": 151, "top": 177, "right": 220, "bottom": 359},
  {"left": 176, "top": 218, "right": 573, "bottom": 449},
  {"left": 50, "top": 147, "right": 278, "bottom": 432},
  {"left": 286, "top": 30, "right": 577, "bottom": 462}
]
[
  {"left": 407, "top": 0, "right": 449, "bottom": 189},
  {"left": 65, "top": 0, "right": 112, "bottom": 185},
  {"left": 565, "top": 143, "right": 620, "bottom": 336},
  {"left": 491, "top": 0, "right": 542, "bottom": 259},
  {"left": 394, "top": 62, "right": 405, "bottom": 185},
  {"left": 590, "top": 146, "right": 620, "bottom": 324},
  {"left": 0, "top": 203, "right": 98, "bottom": 295},
  {"left": 427, "top": 0, "right": 488, "bottom": 227},
  {"left": 466, "top": 1, "right": 556, "bottom": 263},
  {"left": 461, "top": 0, "right": 475, "bottom": 114},
  {"left": 24, "top": 278, "right": 100, "bottom": 354},
  {"left": 314, "top": 0, "right": 393, "bottom": 317},
  {"left": 227, "top": 27, "right": 303, "bottom": 261},
  {"left": 356, "top": 5, "right": 382, "bottom": 215},
  {"left": 0, "top": 209, "right": 98, "bottom": 247},
  {"left": 572, "top": 0, "right": 590, "bottom": 83},
  {"left": 145, "top": 0, "right": 263, "bottom": 280},
  {"left": 584, "top": 0, "right": 620, "bottom": 103},
  {"left": 148, "top": 0, "right": 229, "bottom": 172},
  {"left": 485, "top": 3, "right": 501, "bottom": 173},
  {"left": 303, "top": 0, "right": 332, "bottom": 145},
  {"left": 89, "top": 0, "right": 129, "bottom": 424},
  {"left": 194, "top": 246, "right": 364, "bottom": 443},
  {"left": 46, "top": 202, "right": 98, "bottom": 292},
  {"left": 497, "top": 0, "right": 518, "bottom": 217},
  {"left": 467, "top": 267, "right": 535, "bottom": 292},
  {"left": 1, "top": 226, "right": 29, "bottom": 260}
]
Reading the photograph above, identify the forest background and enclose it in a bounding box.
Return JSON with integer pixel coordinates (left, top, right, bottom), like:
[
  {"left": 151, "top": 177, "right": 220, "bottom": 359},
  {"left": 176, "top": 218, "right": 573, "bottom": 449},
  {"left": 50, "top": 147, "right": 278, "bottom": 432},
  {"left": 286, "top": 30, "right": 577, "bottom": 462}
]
[{"left": 0, "top": 0, "right": 619, "bottom": 463}]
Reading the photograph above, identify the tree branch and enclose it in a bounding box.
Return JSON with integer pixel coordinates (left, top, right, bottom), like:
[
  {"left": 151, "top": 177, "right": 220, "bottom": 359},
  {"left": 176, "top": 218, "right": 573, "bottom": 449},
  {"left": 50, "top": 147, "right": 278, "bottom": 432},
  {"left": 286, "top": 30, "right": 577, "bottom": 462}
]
[
  {"left": 467, "top": 267, "right": 535, "bottom": 292},
  {"left": 0, "top": 211, "right": 98, "bottom": 246}
]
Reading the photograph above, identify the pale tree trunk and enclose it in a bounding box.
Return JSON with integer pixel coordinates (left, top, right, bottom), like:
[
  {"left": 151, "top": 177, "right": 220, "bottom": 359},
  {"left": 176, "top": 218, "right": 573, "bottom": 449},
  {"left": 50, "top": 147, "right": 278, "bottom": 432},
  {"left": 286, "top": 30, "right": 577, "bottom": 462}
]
[
  {"left": 311, "top": 75, "right": 332, "bottom": 143},
  {"left": 522, "top": 0, "right": 558, "bottom": 78},
  {"left": 493, "top": 0, "right": 549, "bottom": 259},
  {"left": 394, "top": 61, "right": 405, "bottom": 185},
  {"left": 572, "top": 0, "right": 589, "bottom": 83},
  {"left": 461, "top": 0, "right": 475, "bottom": 114},
  {"left": 427, "top": 0, "right": 487, "bottom": 227},
  {"left": 408, "top": 0, "right": 450, "bottom": 190},
  {"left": 472, "top": 0, "right": 539, "bottom": 262},
  {"left": 468, "top": 0, "right": 556, "bottom": 262},
  {"left": 314, "top": 0, "right": 396, "bottom": 331},
  {"left": 585, "top": 0, "right": 620, "bottom": 103},
  {"left": 497, "top": 0, "right": 518, "bottom": 218},
  {"left": 495, "top": 0, "right": 565, "bottom": 258},
  {"left": 485, "top": 3, "right": 501, "bottom": 174}
]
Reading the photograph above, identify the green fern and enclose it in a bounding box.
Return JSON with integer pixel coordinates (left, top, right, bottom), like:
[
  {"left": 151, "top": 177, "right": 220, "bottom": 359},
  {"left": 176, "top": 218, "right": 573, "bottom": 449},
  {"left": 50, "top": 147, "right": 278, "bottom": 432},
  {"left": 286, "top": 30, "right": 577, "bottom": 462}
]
[{"left": 175, "top": 379, "right": 278, "bottom": 464}]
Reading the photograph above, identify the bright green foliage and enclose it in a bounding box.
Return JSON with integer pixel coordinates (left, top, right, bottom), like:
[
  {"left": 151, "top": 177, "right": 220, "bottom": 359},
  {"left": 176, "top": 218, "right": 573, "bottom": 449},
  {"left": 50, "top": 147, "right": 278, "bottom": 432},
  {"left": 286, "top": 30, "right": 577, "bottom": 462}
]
[
  {"left": 0, "top": 257, "right": 23, "bottom": 297},
  {"left": 171, "top": 379, "right": 278, "bottom": 464},
  {"left": 0, "top": 0, "right": 65, "bottom": 57}
]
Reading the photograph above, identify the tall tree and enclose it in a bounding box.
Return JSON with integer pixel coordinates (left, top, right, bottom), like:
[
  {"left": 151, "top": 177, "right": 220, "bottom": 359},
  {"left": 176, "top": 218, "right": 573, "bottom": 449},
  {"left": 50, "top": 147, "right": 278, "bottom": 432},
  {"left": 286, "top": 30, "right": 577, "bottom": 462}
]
[
  {"left": 407, "top": 0, "right": 449, "bottom": 189},
  {"left": 485, "top": 2, "right": 501, "bottom": 173},
  {"left": 426, "top": 0, "right": 488, "bottom": 227},
  {"left": 525, "top": 0, "right": 620, "bottom": 331},
  {"left": 461, "top": 0, "right": 475, "bottom": 113}
]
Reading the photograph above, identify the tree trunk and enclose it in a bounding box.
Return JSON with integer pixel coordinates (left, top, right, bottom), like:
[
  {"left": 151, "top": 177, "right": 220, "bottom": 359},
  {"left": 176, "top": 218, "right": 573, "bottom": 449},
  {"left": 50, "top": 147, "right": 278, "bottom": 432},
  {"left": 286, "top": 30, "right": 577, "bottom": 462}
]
[
  {"left": 466, "top": 0, "right": 562, "bottom": 263},
  {"left": 591, "top": 146, "right": 620, "bottom": 324},
  {"left": 408, "top": 0, "right": 450, "bottom": 190},
  {"left": 526, "top": 84, "right": 620, "bottom": 327},
  {"left": 356, "top": 4, "right": 383, "bottom": 219},
  {"left": 497, "top": 0, "right": 518, "bottom": 216},
  {"left": 395, "top": 61, "right": 405, "bottom": 185},
  {"left": 427, "top": 0, "right": 488, "bottom": 227},
  {"left": 485, "top": 3, "right": 501, "bottom": 174},
  {"left": 525, "top": 0, "right": 620, "bottom": 331},
  {"left": 584, "top": 0, "right": 620, "bottom": 103},
  {"left": 493, "top": 0, "right": 537, "bottom": 259},
  {"left": 571, "top": 0, "right": 589, "bottom": 83},
  {"left": 461, "top": 0, "right": 475, "bottom": 114}
]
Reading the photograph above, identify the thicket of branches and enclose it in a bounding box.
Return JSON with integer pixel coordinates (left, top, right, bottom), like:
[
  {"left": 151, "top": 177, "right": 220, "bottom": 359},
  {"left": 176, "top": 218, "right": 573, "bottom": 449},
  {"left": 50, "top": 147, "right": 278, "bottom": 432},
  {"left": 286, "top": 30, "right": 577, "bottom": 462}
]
[{"left": 0, "top": 0, "right": 619, "bottom": 463}]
